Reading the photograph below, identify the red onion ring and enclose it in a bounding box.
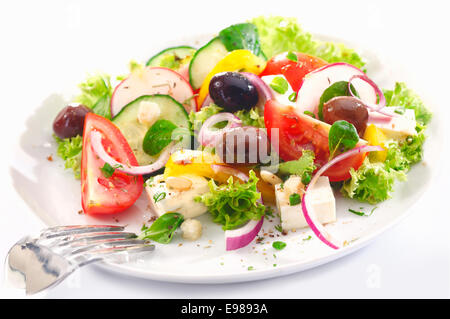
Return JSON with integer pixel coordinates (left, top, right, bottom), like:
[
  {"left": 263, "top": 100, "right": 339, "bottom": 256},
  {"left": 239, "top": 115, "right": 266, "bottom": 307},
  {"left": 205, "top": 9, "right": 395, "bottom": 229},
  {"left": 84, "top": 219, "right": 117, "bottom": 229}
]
[
  {"left": 241, "top": 72, "right": 274, "bottom": 110},
  {"left": 197, "top": 112, "right": 242, "bottom": 147},
  {"left": 90, "top": 131, "right": 174, "bottom": 175},
  {"left": 302, "top": 145, "right": 385, "bottom": 249},
  {"left": 348, "top": 74, "right": 389, "bottom": 112}
]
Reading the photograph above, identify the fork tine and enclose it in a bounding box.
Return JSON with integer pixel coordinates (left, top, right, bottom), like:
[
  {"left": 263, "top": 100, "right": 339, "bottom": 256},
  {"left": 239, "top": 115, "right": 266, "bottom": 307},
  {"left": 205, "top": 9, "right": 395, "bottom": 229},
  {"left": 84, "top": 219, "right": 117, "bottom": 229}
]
[
  {"left": 70, "top": 243, "right": 155, "bottom": 267},
  {"left": 40, "top": 225, "right": 125, "bottom": 239},
  {"left": 42, "top": 231, "right": 137, "bottom": 248},
  {"left": 66, "top": 239, "right": 149, "bottom": 256}
]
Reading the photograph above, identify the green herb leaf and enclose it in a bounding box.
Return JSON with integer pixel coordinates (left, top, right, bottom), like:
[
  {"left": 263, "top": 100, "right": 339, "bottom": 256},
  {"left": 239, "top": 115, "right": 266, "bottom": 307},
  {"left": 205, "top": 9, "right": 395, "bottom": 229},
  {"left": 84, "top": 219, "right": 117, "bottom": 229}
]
[
  {"left": 318, "top": 81, "right": 358, "bottom": 120},
  {"left": 270, "top": 76, "right": 289, "bottom": 94},
  {"left": 272, "top": 241, "right": 287, "bottom": 250},
  {"left": 328, "top": 120, "right": 359, "bottom": 159},
  {"left": 153, "top": 192, "right": 166, "bottom": 203},
  {"left": 286, "top": 51, "right": 298, "bottom": 62},
  {"left": 288, "top": 92, "right": 297, "bottom": 103},
  {"left": 139, "top": 212, "right": 184, "bottom": 244},
  {"left": 143, "top": 119, "right": 178, "bottom": 156},
  {"left": 289, "top": 193, "right": 301, "bottom": 206},
  {"left": 101, "top": 163, "right": 115, "bottom": 178},
  {"left": 235, "top": 107, "right": 265, "bottom": 128}
]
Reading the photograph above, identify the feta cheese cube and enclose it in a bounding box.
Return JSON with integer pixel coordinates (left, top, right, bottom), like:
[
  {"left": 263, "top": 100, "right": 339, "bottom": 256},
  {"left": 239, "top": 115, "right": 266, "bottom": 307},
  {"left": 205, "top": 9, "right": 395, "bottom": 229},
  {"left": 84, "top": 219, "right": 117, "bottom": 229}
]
[
  {"left": 368, "top": 107, "right": 417, "bottom": 139},
  {"left": 146, "top": 174, "right": 209, "bottom": 218},
  {"left": 275, "top": 176, "right": 336, "bottom": 231}
]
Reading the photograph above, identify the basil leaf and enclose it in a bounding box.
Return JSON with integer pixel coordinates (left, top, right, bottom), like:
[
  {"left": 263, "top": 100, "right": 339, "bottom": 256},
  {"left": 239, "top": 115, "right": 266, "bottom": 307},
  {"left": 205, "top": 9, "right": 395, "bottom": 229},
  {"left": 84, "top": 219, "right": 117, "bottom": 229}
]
[
  {"left": 318, "top": 81, "right": 359, "bottom": 120},
  {"left": 328, "top": 120, "right": 359, "bottom": 159},
  {"left": 139, "top": 212, "right": 184, "bottom": 244},
  {"left": 219, "top": 23, "right": 265, "bottom": 59},
  {"left": 143, "top": 119, "right": 178, "bottom": 156},
  {"left": 286, "top": 51, "right": 298, "bottom": 62}
]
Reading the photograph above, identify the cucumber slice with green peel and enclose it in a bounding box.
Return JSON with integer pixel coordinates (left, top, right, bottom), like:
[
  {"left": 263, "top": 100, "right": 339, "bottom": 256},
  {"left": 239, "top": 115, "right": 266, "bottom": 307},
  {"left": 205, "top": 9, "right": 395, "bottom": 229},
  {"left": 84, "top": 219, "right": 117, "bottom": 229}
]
[
  {"left": 188, "top": 37, "right": 229, "bottom": 90},
  {"left": 146, "top": 46, "right": 196, "bottom": 69},
  {"left": 112, "top": 95, "right": 191, "bottom": 165}
]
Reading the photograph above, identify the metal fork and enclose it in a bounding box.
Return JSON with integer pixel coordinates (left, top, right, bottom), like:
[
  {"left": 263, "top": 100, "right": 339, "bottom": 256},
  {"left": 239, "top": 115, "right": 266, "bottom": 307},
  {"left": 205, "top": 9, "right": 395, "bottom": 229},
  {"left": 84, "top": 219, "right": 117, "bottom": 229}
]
[{"left": 4, "top": 225, "right": 154, "bottom": 295}]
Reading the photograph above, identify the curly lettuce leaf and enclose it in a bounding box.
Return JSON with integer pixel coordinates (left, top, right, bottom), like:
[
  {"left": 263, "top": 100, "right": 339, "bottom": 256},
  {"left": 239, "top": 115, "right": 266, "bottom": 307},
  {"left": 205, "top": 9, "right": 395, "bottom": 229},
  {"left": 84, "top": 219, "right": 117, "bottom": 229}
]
[
  {"left": 54, "top": 135, "right": 83, "bottom": 179},
  {"left": 189, "top": 103, "right": 223, "bottom": 131},
  {"left": 383, "top": 82, "right": 432, "bottom": 126},
  {"left": 250, "top": 16, "right": 366, "bottom": 69},
  {"left": 235, "top": 107, "right": 265, "bottom": 128},
  {"left": 74, "top": 73, "right": 113, "bottom": 108},
  {"left": 195, "top": 170, "right": 267, "bottom": 230},
  {"left": 341, "top": 158, "right": 407, "bottom": 204}
]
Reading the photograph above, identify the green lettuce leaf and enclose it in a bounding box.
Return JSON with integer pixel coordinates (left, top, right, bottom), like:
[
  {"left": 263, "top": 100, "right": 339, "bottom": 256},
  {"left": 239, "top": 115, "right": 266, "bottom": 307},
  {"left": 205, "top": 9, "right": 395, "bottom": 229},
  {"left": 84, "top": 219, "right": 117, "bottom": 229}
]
[
  {"left": 195, "top": 170, "right": 267, "bottom": 230},
  {"left": 74, "top": 73, "right": 113, "bottom": 108},
  {"left": 341, "top": 158, "right": 406, "bottom": 204},
  {"left": 383, "top": 82, "right": 432, "bottom": 126},
  {"left": 189, "top": 103, "right": 223, "bottom": 131},
  {"left": 235, "top": 107, "right": 265, "bottom": 128},
  {"left": 250, "top": 16, "right": 366, "bottom": 69},
  {"left": 54, "top": 134, "right": 83, "bottom": 179}
]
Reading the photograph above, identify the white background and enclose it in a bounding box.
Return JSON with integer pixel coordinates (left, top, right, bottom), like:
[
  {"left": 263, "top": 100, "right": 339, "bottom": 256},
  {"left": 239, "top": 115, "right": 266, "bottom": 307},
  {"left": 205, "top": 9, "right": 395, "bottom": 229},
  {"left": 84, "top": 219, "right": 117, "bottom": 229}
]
[{"left": 0, "top": 0, "right": 449, "bottom": 298}]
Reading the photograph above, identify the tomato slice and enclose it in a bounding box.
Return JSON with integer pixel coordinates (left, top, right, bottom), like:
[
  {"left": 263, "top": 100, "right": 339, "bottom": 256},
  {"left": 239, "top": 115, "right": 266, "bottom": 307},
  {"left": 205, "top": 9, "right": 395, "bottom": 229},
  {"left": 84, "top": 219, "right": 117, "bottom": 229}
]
[
  {"left": 81, "top": 113, "right": 143, "bottom": 215},
  {"left": 264, "top": 100, "right": 366, "bottom": 182},
  {"left": 261, "top": 52, "right": 327, "bottom": 92}
]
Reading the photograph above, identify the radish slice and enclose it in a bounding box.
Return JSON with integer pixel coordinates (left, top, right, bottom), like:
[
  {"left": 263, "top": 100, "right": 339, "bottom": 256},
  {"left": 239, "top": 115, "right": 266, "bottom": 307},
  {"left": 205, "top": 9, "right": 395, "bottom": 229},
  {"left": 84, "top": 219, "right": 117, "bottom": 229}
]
[
  {"left": 302, "top": 145, "right": 385, "bottom": 249},
  {"left": 197, "top": 112, "right": 242, "bottom": 147},
  {"left": 210, "top": 167, "right": 265, "bottom": 251},
  {"left": 241, "top": 72, "right": 274, "bottom": 110},
  {"left": 110, "top": 66, "right": 196, "bottom": 117},
  {"left": 296, "top": 63, "right": 377, "bottom": 116},
  {"left": 90, "top": 131, "right": 174, "bottom": 175}
]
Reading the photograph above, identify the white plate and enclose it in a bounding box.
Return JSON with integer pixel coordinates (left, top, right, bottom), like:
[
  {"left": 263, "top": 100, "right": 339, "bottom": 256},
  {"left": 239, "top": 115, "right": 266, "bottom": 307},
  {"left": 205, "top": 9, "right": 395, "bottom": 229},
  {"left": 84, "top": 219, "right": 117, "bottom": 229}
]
[{"left": 9, "top": 33, "right": 443, "bottom": 284}]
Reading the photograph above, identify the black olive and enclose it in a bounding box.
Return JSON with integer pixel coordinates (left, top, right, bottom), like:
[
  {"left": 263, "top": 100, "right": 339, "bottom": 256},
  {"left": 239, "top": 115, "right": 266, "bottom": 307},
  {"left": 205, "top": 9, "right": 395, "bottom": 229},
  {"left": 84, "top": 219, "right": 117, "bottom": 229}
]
[
  {"left": 209, "top": 72, "right": 259, "bottom": 112},
  {"left": 322, "top": 96, "right": 368, "bottom": 137},
  {"left": 215, "top": 127, "right": 271, "bottom": 165},
  {"left": 53, "top": 103, "right": 91, "bottom": 139}
]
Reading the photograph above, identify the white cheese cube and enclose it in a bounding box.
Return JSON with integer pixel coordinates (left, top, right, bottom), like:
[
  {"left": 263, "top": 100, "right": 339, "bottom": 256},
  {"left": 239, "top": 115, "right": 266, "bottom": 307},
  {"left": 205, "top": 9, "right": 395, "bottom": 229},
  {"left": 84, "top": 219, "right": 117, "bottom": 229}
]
[
  {"left": 146, "top": 174, "right": 209, "bottom": 218},
  {"left": 368, "top": 107, "right": 416, "bottom": 139},
  {"left": 275, "top": 176, "right": 336, "bottom": 231}
]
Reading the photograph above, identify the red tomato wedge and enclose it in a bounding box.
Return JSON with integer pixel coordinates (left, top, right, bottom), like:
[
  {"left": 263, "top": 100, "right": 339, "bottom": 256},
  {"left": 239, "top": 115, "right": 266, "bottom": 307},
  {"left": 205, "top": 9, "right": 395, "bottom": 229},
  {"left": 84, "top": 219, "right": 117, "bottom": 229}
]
[
  {"left": 264, "top": 100, "right": 366, "bottom": 182},
  {"left": 261, "top": 52, "right": 327, "bottom": 92},
  {"left": 81, "top": 113, "right": 143, "bottom": 215}
]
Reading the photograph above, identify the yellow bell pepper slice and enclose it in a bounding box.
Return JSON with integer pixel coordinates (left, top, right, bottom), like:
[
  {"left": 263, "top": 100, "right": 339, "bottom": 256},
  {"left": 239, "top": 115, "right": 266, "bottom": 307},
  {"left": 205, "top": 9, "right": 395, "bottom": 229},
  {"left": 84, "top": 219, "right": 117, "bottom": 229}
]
[
  {"left": 164, "top": 149, "right": 275, "bottom": 204},
  {"left": 197, "top": 50, "right": 266, "bottom": 107},
  {"left": 363, "top": 124, "right": 388, "bottom": 162}
]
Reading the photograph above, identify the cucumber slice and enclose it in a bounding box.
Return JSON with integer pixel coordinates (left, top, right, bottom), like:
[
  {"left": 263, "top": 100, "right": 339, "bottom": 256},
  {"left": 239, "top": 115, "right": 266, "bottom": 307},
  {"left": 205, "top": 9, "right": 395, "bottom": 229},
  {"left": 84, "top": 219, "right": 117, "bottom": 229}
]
[
  {"left": 188, "top": 37, "right": 229, "bottom": 90},
  {"left": 146, "top": 46, "right": 196, "bottom": 69},
  {"left": 113, "top": 95, "right": 191, "bottom": 165}
]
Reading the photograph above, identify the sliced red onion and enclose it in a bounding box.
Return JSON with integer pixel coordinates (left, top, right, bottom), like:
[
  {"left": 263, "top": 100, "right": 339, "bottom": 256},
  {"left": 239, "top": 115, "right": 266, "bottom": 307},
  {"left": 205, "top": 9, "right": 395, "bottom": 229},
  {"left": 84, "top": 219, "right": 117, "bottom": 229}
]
[
  {"left": 348, "top": 74, "right": 386, "bottom": 111},
  {"left": 197, "top": 112, "right": 242, "bottom": 147},
  {"left": 241, "top": 72, "right": 274, "bottom": 110},
  {"left": 225, "top": 217, "right": 264, "bottom": 251},
  {"left": 90, "top": 131, "right": 173, "bottom": 175},
  {"left": 302, "top": 145, "right": 385, "bottom": 249}
]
